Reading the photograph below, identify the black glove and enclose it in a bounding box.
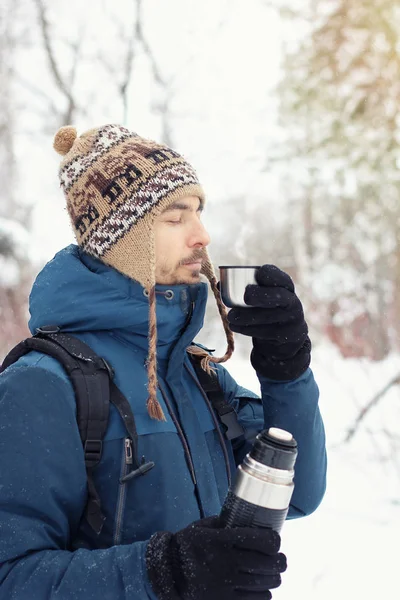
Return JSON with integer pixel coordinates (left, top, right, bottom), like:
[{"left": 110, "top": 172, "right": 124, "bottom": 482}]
[
  {"left": 146, "top": 515, "right": 286, "bottom": 600},
  {"left": 227, "top": 264, "right": 311, "bottom": 380}
]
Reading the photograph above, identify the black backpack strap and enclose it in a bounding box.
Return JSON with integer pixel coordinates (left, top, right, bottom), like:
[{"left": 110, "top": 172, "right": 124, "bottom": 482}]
[
  {"left": 189, "top": 355, "right": 244, "bottom": 441},
  {"left": 1, "top": 326, "right": 154, "bottom": 534},
  {"left": 34, "top": 332, "right": 155, "bottom": 512},
  {"left": 2, "top": 327, "right": 111, "bottom": 534}
]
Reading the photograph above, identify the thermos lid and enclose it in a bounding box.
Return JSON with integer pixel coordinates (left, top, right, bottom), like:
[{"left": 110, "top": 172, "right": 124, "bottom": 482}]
[
  {"left": 250, "top": 427, "right": 298, "bottom": 470},
  {"left": 268, "top": 427, "right": 293, "bottom": 443}
]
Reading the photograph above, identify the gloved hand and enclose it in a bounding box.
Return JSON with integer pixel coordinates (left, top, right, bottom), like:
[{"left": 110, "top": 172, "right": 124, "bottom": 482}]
[
  {"left": 227, "top": 264, "right": 311, "bottom": 380},
  {"left": 145, "top": 515, "right": 286, "bottom": 600}
]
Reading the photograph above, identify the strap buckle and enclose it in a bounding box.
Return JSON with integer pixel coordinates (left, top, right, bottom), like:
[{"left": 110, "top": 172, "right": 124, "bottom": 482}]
[
  {"left": 219, "top": 408, "right": 245, "bottom": 441},
  {"left": 35, "top": 325, "right": 61, "bottom": 335},
  {"left": 84, "top": 440, "right": 103, "bottom": 468}
]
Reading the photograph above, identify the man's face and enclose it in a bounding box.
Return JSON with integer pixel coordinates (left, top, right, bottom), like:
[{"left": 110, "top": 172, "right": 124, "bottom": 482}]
[{"left": 154, "top": 195, "right": 211, "bottom": 285}]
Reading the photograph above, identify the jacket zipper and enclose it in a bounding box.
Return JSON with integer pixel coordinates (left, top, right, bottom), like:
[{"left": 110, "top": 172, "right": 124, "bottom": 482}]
[
  {"left": 113, "top": 437, "right": 132, "bottom": 545},
  {"left": 158, "top": 382, "right": 197, "bottom": 486},
  {"left": 185, "top": 363, "right": 232, "bottom": 487}
]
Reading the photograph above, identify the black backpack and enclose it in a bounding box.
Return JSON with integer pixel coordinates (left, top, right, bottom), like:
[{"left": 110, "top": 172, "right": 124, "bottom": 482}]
[{"left": 0, "top": 325, "right": 244, "bottom": 534}]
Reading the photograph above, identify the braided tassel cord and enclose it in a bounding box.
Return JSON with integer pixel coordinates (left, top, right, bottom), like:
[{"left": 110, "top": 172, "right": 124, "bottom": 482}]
[{"left": 146, "top": 285, "right": 167, "bottom": 421}]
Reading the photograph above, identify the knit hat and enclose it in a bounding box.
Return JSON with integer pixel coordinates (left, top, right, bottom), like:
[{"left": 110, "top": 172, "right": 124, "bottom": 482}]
[{"left": 53, "top": 124, "right": 234, "bottom": 420}]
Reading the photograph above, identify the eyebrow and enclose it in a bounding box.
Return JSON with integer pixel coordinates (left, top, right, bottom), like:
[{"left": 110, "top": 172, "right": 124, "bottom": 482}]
[{"left": 162, "top": 200, "right": 204, "bottom": 214}]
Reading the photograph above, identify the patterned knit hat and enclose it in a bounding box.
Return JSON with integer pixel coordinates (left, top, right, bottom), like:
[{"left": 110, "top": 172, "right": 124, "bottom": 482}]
[{"left": 53, "top": 124, "right": 234, "bottom": 420}]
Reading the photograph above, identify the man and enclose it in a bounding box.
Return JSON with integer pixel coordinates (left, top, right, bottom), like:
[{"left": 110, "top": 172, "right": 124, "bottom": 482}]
[{"left": 0, "top": 124, "right": 326, "bottom": 599}]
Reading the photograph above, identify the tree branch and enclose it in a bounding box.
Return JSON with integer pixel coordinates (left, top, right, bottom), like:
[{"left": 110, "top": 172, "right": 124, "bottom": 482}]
[
  {"left": 33, "top": 0, "right": 76, "bottom": 124},
  {"left": 344, "top": 372, "right": 400, "bottom": 442},
  {"left": 135, "top": 0, "right": 166, "bottom": 88},
  {"left": 119, "top": 1, "right": 138, "bottom": 123},
  {"left": 134, "top": 0, "right": 174, "bottom": 144}
]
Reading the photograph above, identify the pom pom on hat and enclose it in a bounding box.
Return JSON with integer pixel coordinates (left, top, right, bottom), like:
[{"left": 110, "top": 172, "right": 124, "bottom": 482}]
[{"left": 53, "top": 126, "right": 77, "bottom": 155}]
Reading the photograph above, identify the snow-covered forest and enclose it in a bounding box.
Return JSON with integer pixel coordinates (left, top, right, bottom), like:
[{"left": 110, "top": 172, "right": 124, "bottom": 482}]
[{"left": 1, "top": 0, "right": 399, "bottom": 597}]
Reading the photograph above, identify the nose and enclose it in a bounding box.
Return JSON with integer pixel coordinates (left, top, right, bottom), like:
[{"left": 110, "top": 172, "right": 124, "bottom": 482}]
[{"left": 189, "top": 218, "right": 211, "bottom": 248}]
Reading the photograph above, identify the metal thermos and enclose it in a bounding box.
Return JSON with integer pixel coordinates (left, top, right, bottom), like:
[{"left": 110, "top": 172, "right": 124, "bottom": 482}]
[{"left": 220, "top": 427, "right": 297, "bottom": 532}]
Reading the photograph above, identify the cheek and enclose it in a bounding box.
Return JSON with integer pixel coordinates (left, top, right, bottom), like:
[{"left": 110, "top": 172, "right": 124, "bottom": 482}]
[
  {"left": 154, "top": 223, "right": 187, "bottom": 268},
  {"left": 156, "top": 235, "right": 180, "bottom": 268}
]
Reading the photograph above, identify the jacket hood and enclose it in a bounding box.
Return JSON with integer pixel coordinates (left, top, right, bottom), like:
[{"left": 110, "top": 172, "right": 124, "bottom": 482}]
[{"left": 28, "top": 245, "right": 208, "bottom": 359}]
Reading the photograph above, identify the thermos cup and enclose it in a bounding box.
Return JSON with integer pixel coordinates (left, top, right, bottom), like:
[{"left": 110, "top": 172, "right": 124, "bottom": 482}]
[{"left": 219, "top": 266, "right": 260, "bottom": 308}]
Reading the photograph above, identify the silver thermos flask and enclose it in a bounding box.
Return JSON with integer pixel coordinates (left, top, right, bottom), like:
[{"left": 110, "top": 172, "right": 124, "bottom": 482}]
[{"left": 220, "top": 427, "right": 298, "bottom": 532}]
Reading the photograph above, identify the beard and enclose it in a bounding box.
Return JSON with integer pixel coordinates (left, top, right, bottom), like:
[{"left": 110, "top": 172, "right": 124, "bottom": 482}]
[
  {"left": 157, "top": 249, "right": 207, "bottom": 285},
  {"left": 160, "top": 265, "right": 202, "bottom": 285}
]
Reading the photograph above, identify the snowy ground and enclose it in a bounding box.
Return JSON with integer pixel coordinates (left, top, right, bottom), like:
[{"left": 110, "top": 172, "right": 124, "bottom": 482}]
[{"left": 224, "top": 341, "right": 400, "bottom": 600}]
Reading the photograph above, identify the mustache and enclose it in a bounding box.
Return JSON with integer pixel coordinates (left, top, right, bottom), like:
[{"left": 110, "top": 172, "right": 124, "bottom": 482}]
[{"left": 180, "top": 249, "right": 207, "bottom": 266}]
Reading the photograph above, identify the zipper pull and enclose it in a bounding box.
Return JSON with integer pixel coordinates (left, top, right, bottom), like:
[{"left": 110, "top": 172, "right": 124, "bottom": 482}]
[
  {"left": 120, "top": 457, "right": 156, "bottom": 482},
  {"left": 125, "top": 438, "right": 133, "bottom": 465}
]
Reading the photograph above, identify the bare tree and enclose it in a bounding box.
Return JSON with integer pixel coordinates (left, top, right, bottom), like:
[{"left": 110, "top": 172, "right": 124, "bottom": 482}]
[
  {"left": 0, "top": 0, "right": 18, "bottom": 219},
  {"left": 134, "top": 0, "right": 173, "bottom": 145},
  {"left": 33, "top": 0, "right": 84, "bottom": 125},
  {"left": 32, "top": 0, "right": 174, "bottom": 142},
  {"left": 0, "top": 0, "right": 32, "bottom": 358}
]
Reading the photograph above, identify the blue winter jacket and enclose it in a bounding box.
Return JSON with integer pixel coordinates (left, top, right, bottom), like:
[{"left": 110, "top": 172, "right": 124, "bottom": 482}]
[{"left": 0, "top": 245, "right": 326, "bottom": 599}]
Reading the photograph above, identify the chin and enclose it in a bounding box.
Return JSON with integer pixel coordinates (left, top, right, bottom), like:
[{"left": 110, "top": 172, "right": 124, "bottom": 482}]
[
  {"left": 176, "top": 272, "right": 201, "bottom": 285},
  {"left": 178, "top": 277, "right": 201, "bottom": 285}
]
